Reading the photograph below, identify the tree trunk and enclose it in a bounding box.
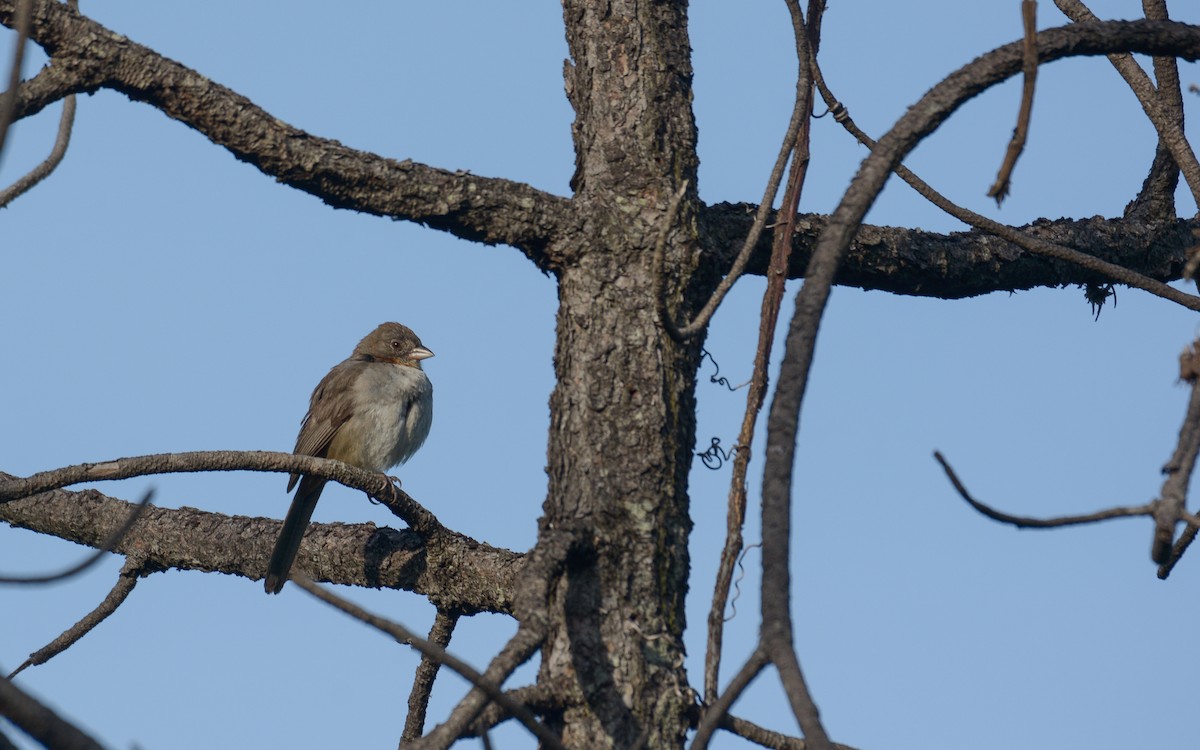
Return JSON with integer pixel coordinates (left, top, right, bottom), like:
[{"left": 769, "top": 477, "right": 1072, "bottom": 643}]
[{"left": 539, "top": 2, "right": 706, "bottom": 746}]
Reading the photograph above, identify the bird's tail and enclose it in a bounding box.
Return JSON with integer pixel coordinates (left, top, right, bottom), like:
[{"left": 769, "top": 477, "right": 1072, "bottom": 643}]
[{"left": 264, "top": 475, "right": 327, "bottom": 593}]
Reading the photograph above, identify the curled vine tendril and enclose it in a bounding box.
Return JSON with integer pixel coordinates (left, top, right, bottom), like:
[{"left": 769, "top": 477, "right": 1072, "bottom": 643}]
[
  {"left": 697, "top": 437, "right": 736, "bottom": 470},
  {"left": 700, "top": 348, "right": 740, "bottom": 392}
]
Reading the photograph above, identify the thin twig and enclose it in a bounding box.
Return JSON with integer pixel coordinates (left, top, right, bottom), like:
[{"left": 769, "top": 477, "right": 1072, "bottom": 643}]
[
  {"left": 401, "top": 609, "right": 460, "bottom": 745},
  {"left": 0, "top": 727, "right": 19, "bottom": 750},
  {"left": 661, "top": 6, "right": 816, "bottom": 341},
  {"left": 1150, "top": 344, "right": 1200, "bottom": 562},
  {"left": 1157, "top": 523, "right": 1197, "bottom": 578},
  {"left": 464, "top": 680, "right": 579, "bottom": 738},
  {"left": 412, "top": 624, "right": 549, "bottom": 750},
  {"left": 692, "top": 644, "right": 769, "bottom": 750},
  {"left": 0, "top": 671, "right": 107, "bottom": 750},
  {"left": 0, "top": 488, "right": 153, "bottom": 584},
  {"left": 0, "top": 0, "right": 31, "bottom": 166},
  {"left": 809, "top": 50, "right": 1200, "bottom": 313},
  {"left": 988, "top": 0, "right": 1039, "bottom": 204},
  {"left": 704, "top": 0, "right": 820, "bottom": 705},
  {"left": 293, "top": 577, "right": 560, "bottom": 750},
  {"left": 0, "top": 92, "right": 74, "bottom": 207},
  {"left": 934, "top": 450, "right": 1157, "bottom": 527},
  {"left": 745, "top": 0, "right": 834, "bottom": 739},
  {"left": 8, "top": 557, "right": 147, "bottom": 678},
  {"left": 0, "top": 449, "right": 440, "bottom": 533},
  {"left": 1124, "top": 0, "right": 1184, "bottom": 220},
  {"left": 1053, "top": 0, "right": 1200, "bottom": 210},
  {"left": 766, "top": 635, "right": 829, "bottom": 742},
  {"left": 719, "top": 714, "right": 862, "bottom": 750}
]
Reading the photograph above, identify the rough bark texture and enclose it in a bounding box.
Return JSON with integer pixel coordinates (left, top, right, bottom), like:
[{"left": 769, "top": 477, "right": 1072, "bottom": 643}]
[
  {"left": 537, "top": 3, "right": 705, "bottom": 746},
  {"left": 0, "top": 487, "right": 521, "bottom": 614}
]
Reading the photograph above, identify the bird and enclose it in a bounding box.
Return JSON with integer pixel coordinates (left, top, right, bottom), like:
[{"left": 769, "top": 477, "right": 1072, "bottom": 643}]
[{"left": 264, "top": 322, "right": 434, "bottom": 594}]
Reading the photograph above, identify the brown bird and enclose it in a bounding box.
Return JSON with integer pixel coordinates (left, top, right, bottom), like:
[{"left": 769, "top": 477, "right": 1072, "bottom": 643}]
[{"left": 264, "top": 322, "right": 434, "bottom": 594}]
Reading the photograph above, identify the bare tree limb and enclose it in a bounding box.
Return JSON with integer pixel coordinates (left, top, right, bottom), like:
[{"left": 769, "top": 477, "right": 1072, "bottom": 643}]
[
  {"left": 1053, "top": 0, "right": 1200, "bottom": 210},
  {"left": 719, "top": 714, "right": 861, "bottom": 750},
  {"left": 704, "top": 0, "right": 820, "bottom": 705},
  {"left": 1157, "top": 522, "right": 1197, "bottom": 578},
  {"left": 703, "top": 205, "right": 1200, "bottom": 298},
  {"left": 0, "top": 0, "right": 570, "bottom": 266},
  {"left": 401, "top": 609, "right": 460, "bottom": 745},
  {"left": 693, "top": 644, "right": 769, "bottom": 750},
  {"left": 746, "top": 18, "right": 1200, "bottom": 750},
  {"left": 293, "top": 577, "right": 562, "bottom": 750},
  {"left": 934, "top": 451, "right": 1158, "bottom": 528},
  {"left": 0, "top": 488, "right": 152, "bottom": 584},
  {"left": 464, "top": 679, "right": 580, "bottom": 738},
  {"left": 0, "top": 0, "right": 31, "bottom": 165},
  {"left": 0, "top": 484, "right": 521, "bottom": 614},
  {"left": 988, "top": 0, "right": 1039, "bottom": 204},
  {"left": 0, "top": 671, "right": 108, "bottom": 750},
  {"left": 1150, "top": 342, "right": 1200, "bottom": 562},
  {"left": 807, "top": 47, "right": 1200, "bottom": 313},
  {"left": 8, "top": 556, "right": 147, "bottom": 678},
  {"left": 411, "top": 623, "right": 548, "bottom": 750},
  {"left": 662, "top": 0, "right": 813, "bottom": 341},
  {"left": 0, "top": 91, "right": 73, "bottom": 207},
  {"left": 1125, "top": 0, "right": 1184, "bottom": 221},
  {"left": 2, "top": 450, "right": 420, "bottom": 514}
]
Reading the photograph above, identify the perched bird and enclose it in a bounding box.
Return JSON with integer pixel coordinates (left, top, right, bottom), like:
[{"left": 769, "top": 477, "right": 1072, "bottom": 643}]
[{"left": 264, "top": 322, "right": 433, "bottom": 594}]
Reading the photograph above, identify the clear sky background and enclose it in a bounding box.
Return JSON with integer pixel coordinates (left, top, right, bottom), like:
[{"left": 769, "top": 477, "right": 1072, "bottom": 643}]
[{"left": 3, "top": 2, "right": 1199, "bottom": 749}]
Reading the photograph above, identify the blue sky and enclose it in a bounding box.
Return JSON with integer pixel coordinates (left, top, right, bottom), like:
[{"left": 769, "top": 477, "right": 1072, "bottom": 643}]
[{"left": 3, "top": 2, "right": 1199, "bottom": 749}]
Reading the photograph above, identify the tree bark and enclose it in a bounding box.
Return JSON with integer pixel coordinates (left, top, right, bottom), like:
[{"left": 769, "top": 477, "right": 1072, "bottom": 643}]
[{"left": 534, "top": 2, "right": 705, "bottom": 746}]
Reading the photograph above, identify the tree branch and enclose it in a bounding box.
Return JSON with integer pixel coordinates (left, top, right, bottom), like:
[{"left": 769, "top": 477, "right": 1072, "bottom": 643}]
[
  {"left": 294, "top": 577, "right": 562, "bottom": 750},
  {"left": 8, "top": 556, "right": 147, "bottom": 678},
  {"left": 1151, "top": 341, "right": 1200, "bottom": 562},
  {"left": 402, "top": 609, "right": 460, "bottom": 744},
  {"left": 704, "top": 0, "right": 818, "bottom": 703},
  {"left": 703, "top": 206, "right": 1199, "bottom": 297},
  {"left": 988, "top": 0, "right": 1040, "bottom": 204},
  {"left": 0, "top": 91, "right": 73, "bottom": 208},
  {"left": 804, "top": 51, "right": 1200, "bottom": 312},
  {"left": 0, "top": 0, "right": 570, "bottom": 267},
  {"left": 463, "top": 679, "right": 579, "bottom": 738},
  {"left": 0, "top": 483, "right": 521, "bottom": 614},
  {"left": 719, "top": 714, "right": 862, "bottom": 750},
  {"left": 1053, "top": 0, "right": 1200, "bottom": 210},
  {"left": 0, "top": 673, "right": 107, "bottom": 750},
  {"left": 704, "top": 19, "right": 1200, "bottom": 296},
  {"left": 412, "top": 624, "right": 548, "bottom": 750},
  {"left": 933, "top": 450, "right": 1159, "bottom": 528}
]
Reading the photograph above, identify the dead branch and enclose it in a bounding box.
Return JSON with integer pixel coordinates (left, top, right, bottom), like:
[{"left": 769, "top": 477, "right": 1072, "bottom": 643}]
[
  {"left": 0, "top": 488, "right": 153, "bottom": 584},
  {"left": 0, "top": 0, "right": 569, "bottom": 267},
  {"left": 294, "top": 577, "right": 561, "bottom": 750},
  {"left": 402, "top": 609, "right": 460, "bottom": 744},
  {"left": 0, "top": 670, "right": 107, "bottom": 750},
  {"left": 8, "top": 556, "right": 147, "bottom": 678},
  {"left": 988, "top": 0, "right": 1039, "bottom": 203},
  {"left": 934, "top": 450, "right": 1158, "bottom": 527}
]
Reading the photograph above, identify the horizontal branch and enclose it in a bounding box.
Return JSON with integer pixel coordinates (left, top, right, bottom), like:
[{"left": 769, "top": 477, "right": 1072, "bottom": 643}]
[
  {"left": 0, "top": 0, "right": 570, "bottom": 268},
  {"left": 0, "top": 481, "right": 522, "bottom": 614},
  {"left": 703, "top": 205, "right": 1198, "bottom": 299}
]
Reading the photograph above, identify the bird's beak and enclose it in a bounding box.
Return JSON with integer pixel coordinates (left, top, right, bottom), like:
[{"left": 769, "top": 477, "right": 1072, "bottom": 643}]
[{"left": 411, "top": 346, "right": 435, "bottom": 361}]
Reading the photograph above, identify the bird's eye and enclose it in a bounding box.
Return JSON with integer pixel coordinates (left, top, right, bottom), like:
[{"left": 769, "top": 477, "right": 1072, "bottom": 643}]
[{"left": 391, "top": 340, "right": 402, "bottom": 349}]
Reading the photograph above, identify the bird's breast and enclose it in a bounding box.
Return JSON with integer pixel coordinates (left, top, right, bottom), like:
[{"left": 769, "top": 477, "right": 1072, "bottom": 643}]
[{"left": 328, "top": 363, "right": 433, "bottom": 472}]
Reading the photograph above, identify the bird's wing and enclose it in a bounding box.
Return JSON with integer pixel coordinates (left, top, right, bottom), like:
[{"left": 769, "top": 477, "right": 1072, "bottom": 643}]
[{"left": 287, "top": 361, "right": 362, "bottom": 490}]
